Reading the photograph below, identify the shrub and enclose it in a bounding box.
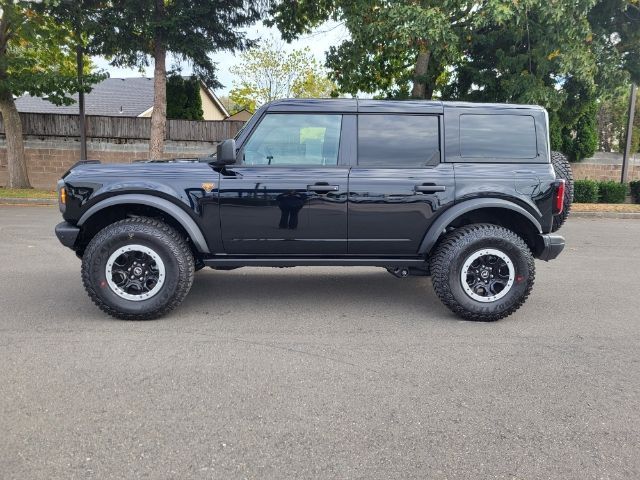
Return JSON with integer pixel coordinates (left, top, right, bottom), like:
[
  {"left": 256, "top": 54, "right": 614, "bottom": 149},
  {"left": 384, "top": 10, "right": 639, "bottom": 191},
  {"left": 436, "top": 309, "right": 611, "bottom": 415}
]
[
  {"left": 630, "top": 181, "right": 640, "bottom": 204},
  {"left": 597, "top": 181, "right": 627, "bottom": 204},
  {"left": 573, "top": 179, "right": 599, "bottom": 203}
]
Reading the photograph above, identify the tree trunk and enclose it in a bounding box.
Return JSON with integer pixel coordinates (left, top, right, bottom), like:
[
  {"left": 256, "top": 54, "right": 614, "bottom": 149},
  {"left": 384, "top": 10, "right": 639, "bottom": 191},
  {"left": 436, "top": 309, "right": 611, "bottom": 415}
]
[
  {"left": 0, "top": 92, "right": 31, "bottom": 188},
  {"left": 411, "top": 49, "right": 432, "bottom": 99},
  {"left": 149, "top": 37, "right": 167, "bottom": 160}
]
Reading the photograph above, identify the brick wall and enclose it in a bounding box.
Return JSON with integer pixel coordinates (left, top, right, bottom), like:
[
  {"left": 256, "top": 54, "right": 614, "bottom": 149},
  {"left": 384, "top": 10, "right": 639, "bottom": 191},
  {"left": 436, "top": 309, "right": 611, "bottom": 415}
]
[
  {"left": 0, "top": 136, "right": 217, "bottom": 190},
  {"left": 570, "top": 162, "right": 640, "bottom": 182},
  {"left": 2, "top": 133, "right": 639, "bottom": 190}
]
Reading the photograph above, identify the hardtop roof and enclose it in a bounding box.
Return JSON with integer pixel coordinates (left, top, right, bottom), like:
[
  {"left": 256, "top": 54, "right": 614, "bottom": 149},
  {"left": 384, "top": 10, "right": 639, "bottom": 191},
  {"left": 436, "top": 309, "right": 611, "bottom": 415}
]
[{"left": 264, "top": 98, "right": 544, "bottom": 114}]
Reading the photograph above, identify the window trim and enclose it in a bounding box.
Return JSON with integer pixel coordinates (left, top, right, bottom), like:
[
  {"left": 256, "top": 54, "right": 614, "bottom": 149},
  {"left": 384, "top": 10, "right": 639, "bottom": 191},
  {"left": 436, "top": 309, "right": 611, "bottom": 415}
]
[
  {"left": 237, "top": 112, "right": 344, "bottom": 168},
  {"left": 356, "top": 113, "right": 443, "bottom": 168},
  {"left": 458, "top": 113, "right": 539, "bottom": 159}
]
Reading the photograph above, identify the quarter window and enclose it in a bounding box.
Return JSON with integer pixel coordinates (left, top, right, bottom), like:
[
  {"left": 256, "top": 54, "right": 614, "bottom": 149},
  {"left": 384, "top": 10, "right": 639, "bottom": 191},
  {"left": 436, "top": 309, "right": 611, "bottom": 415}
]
[
  {"left": 243, "top": 114, "right": 342, "bottom": 166},
  {"left": 358, "top": 115, "right": 440, "bottom": 167},
  {"left": 460, "top": 114, "right": 537, "bottom": 158}
]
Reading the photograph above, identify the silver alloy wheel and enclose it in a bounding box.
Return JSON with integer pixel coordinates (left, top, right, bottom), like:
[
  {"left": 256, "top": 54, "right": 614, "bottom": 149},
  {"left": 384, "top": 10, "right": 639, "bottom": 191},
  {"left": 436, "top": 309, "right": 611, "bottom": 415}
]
[
  {"left": 460, "top": 248, "right": 515, "bottom": 303},
  {"left": 105, "top": 244, "right": 166, "bottom": 301}
]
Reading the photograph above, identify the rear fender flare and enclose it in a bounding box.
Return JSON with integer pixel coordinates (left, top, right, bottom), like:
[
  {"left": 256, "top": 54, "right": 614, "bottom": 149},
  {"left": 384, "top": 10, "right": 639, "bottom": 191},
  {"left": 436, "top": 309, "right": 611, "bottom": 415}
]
[
  {"left": 419, "top": 199, "right": 542, "bottom": 255},
  {"left": 77, "top": 194, "right": 210, "bottom": 253}
]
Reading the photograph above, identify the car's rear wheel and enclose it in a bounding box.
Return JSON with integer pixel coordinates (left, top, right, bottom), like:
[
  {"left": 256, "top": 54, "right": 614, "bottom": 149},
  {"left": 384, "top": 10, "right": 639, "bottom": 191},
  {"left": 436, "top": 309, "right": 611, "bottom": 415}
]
[
  {"left": 81, "top": 217, "right": 194, "bottom": 320},
  {"left": 551, "top": 151, "right": 573, "bottom": 232},
  {"left": 430, "top": 224, "right": 535, "bottom": 321}
]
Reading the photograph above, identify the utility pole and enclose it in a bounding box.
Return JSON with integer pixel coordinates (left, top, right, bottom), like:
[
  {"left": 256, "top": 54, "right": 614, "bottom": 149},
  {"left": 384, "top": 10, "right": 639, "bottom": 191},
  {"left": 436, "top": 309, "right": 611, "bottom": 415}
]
[
  {"left": 75, "top": 5, "right": 87, "bottom": 161},
  {"left": 621, "top": 83, "right": 637, "bottom": 184}
]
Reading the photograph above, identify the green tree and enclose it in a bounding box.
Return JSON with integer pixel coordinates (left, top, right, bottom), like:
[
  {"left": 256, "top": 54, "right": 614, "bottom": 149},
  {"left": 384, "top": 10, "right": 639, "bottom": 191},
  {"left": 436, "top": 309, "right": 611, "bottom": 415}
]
[
  {"left": 598, "top": 87, "right": 640, "bottom": 153},
  {"left": 166, "top": 75, "right": 203, "bottom": 120},
  {"left": 441, "top": 1, "right": 596, "bottom": 109},
  {"left": 0, "top": 0, "right": 101, "bottom": 188},
  {"left": 438, "top": 0, "right": 638, "bottom": 160},
  {"left": 270, "top": 1, "right": 471, "bottom": 99},
  {"left": 92, "top": 1, "right": 264, "bottom": 159},
  {"left": 229, "top": 40, "right": 335, "bottom": 110},
  {"left": 589, "top": 0, "right": 640, "bottom": 86}
]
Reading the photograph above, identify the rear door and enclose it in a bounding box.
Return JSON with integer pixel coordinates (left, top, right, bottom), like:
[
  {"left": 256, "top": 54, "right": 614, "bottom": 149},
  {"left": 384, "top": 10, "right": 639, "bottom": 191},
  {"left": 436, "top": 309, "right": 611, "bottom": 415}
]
[
  {"left": 218, "top": 113, "right": 349, "bottom": 255},
  {"left": 348, "top": 114, "right": 455, "bottom": 255}
]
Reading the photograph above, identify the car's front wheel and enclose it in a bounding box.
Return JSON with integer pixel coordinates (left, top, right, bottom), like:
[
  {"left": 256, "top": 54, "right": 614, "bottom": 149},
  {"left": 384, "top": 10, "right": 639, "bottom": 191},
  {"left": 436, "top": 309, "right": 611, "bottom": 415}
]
[
  {"left": 81, "top": 217, "right": 194, "bottom": 320},
  {"left": 430, "top": 224, "right": 535, "bottom": 321}
]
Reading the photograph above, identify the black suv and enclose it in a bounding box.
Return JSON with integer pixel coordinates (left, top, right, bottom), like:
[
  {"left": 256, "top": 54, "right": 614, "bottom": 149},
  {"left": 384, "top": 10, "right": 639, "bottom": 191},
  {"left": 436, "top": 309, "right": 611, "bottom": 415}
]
[{"left": 55, "top": 99, "right": 569, "bottom": 321}]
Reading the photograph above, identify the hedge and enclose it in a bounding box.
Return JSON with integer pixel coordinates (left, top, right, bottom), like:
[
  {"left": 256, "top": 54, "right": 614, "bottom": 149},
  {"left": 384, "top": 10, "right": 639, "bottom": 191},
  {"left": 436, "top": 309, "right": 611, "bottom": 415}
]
[
  {"left": 574, "top": 179, "right": 599, "bottom": 203},
  {"left": 630, "top": 181, "right": 640, "bottom": 204},
  {"left": 597, "top": 181, "right": 627, "bottom": 204}
]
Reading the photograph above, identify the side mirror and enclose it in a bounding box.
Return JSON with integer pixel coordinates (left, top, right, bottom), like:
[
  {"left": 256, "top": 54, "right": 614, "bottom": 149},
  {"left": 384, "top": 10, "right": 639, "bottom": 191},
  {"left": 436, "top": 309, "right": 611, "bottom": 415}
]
[{"left": 215, "top": 138, "right": 236, "bottom": 165}]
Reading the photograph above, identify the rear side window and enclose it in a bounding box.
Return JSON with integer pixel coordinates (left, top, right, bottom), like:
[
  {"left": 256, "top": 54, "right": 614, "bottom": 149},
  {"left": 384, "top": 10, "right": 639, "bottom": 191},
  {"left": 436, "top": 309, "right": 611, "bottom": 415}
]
[
  {"left": 358, "top": 115, "right": 440, "bottom": 167},
  {"left": 460, "top": 114, "right": 537, "bottom": 158}
]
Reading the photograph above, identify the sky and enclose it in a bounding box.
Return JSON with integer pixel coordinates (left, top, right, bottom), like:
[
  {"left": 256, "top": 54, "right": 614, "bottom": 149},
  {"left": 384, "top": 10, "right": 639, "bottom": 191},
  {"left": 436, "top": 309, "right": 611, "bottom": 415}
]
[{"left": 93, "top": 20, "right": 349, "bottom": 96}]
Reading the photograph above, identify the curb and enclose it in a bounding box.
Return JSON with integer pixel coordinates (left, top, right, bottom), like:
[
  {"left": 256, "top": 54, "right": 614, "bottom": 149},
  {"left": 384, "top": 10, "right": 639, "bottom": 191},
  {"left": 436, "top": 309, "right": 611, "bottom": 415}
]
[
  {"left": 571, "top": 211, "right": 640, "bottom": 219},
  {"left": 0, "top": 197, "right": 56, "bottom": 206}
]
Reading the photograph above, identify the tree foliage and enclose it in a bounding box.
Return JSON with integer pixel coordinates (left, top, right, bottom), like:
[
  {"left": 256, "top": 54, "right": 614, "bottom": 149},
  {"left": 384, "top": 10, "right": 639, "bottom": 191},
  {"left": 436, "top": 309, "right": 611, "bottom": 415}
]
[
  {"left": 0, "top": 0, "right": 101, "bottom": 105},
  {"left": 0, "top": 0, "right": 102, "bottom": 188},
  {"left": 271, "top": 1, "right": 638, "bottom": 101},
  {"left": 597, "top": 86, "right": 640, "bottom": 154},
  {"left": 589, "top": 0, "right": 640, "bottom": 86},
  {"left": 442, "top": 1, "right": 596, "bottom": 110},
  {"left": 270, "top": 1, "right": 471, "bottom": 99},
  {"left": 166, "top": 75, "right": 204, "bottom": 120},
  {"left": 92, "top": 0, "right": 262, "bottom": 89},
  {"left": 229, "top": 40, "right": 335, "bottom": 111}
]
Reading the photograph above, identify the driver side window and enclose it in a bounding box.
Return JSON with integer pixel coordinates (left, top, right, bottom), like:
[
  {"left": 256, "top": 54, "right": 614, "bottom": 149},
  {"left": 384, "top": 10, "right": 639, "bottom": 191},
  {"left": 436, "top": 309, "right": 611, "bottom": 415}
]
[{"left": 243, "top": 113, "right": 342, "bottom": 166}]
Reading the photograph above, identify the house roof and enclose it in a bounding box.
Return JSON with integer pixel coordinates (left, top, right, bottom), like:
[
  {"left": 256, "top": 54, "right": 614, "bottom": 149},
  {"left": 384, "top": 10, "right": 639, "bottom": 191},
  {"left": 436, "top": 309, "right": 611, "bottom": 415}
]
[
  {"left": 15, "top": 76, "right": 230, "bottom": 118},
  {"left": 227, "top": 108, "right": 253, "bottom": 121},
  {"left": 16, "top": 77, "right": 156, "bottom": 116}
]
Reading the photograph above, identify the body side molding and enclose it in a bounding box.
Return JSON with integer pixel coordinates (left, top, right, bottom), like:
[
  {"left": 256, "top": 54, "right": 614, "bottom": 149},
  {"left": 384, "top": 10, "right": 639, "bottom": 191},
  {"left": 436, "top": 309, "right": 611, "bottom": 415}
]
[
  {"left": 77, "top": 194, "right": 210, "bottom": 253},
  {"left": 419, "top": 198, "right": 543, "bottom": 255}
]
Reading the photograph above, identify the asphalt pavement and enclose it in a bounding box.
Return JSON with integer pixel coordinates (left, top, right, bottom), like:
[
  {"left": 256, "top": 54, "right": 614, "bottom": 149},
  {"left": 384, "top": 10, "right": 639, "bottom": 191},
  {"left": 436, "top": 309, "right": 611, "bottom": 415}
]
[{"left": 1, "top": 205, "right": 639, "bottom": 479}]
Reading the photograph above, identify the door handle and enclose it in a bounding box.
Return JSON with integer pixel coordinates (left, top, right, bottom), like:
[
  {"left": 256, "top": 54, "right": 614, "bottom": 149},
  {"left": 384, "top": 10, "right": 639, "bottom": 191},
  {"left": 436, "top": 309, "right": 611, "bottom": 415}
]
[
  {"left": 307, "top": 184, "right": 339, "bottom": 193},
  {"left": 414, "top": 184, "right": 446, "bottom": 193}
]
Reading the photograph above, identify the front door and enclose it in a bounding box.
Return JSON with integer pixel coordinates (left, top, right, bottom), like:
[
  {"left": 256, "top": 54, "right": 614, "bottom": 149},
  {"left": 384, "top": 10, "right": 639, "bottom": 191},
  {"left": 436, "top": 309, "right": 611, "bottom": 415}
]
[
  {"left": 348, "top": 114, "right": 455, "bottom": 255},
  {"left": 219, "top": 113, "right": 349, "bottom": 255}
]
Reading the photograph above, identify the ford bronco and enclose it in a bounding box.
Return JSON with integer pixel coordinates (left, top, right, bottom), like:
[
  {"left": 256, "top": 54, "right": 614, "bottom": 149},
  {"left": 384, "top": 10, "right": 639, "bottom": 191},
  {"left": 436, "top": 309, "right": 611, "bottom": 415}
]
[{"left": 55, "top": 99, "right": 570, "bottom": 321}]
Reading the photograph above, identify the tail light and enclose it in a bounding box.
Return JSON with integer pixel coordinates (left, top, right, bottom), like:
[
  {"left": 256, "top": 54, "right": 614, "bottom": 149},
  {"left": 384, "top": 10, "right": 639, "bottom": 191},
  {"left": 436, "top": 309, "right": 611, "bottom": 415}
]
[{"left": 553, "top": 180, "right": 565, "bottom": 215}]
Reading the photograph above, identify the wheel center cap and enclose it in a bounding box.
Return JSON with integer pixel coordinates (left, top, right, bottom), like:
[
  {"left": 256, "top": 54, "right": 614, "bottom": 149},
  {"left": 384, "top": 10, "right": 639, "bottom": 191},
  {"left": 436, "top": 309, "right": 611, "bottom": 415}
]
[
  {"left": 133, "top": 266, "right": 143, "bottom": 276},
  {"left": 480, "top": 270, "right": 490, "bottom": 279}
]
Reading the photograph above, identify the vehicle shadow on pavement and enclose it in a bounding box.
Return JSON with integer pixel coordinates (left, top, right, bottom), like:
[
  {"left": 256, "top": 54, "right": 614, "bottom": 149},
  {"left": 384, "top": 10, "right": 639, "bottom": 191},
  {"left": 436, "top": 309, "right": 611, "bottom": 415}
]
[{"left": 183, "top": 267, "right": 453, "bottom": 322}]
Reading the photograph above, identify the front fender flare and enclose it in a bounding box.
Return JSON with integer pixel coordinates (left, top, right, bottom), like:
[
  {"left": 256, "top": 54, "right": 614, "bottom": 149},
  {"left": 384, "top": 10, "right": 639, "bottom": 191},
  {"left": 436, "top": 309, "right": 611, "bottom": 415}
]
[
  {"left": 77, "top": 194, "right": 210, "bottom": 253},
  {"left": 418, "top": 199, "right": 542, "bottom": 256}
]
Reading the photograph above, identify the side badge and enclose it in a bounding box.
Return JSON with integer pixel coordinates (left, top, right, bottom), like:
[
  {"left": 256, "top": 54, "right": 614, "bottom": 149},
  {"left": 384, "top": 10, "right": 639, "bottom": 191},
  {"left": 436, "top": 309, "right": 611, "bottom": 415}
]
[{"left": 201, "top": 182, "right": 216, "bottom": 193}]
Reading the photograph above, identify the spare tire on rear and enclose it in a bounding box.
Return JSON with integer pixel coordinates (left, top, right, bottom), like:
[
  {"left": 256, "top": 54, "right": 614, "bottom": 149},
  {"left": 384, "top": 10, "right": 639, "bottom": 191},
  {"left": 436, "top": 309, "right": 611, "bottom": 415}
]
[{"left": 550, "top": 151, "right": 573, "bottom": 232}]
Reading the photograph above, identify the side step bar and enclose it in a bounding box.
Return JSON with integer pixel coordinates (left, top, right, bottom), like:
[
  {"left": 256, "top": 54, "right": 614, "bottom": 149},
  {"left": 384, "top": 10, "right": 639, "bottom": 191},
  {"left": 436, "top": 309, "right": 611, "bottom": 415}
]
[{"left": 202, "top": 257, "right": 428, "bottom": 267}]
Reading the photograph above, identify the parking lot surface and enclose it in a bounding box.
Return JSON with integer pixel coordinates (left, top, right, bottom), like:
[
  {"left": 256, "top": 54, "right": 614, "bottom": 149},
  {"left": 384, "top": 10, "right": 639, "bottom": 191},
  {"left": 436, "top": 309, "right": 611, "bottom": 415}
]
[{"left": 1, "top": 205, "right": 639, "bottom": 479}]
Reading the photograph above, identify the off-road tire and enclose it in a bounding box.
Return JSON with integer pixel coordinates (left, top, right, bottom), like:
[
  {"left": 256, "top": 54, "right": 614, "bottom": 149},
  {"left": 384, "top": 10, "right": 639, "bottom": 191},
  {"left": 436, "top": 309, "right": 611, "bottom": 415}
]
[
  {"left": 81, "top": 217, "right": 194, "bottom": 320},
  {"left": 430, "top": 224, "right": 535, "bottom": 322},
  {"left": 551, "top": 151, "right": 573, "bottom": 232}
]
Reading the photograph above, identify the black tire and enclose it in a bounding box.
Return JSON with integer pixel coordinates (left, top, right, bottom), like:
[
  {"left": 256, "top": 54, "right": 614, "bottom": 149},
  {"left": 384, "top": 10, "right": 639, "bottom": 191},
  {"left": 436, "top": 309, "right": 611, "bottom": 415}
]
[
  {"left": 551, "top": 151, "right": 573, "bottom": 232},
  {"left": 430, "top": 224, "right": 535, "bottom": 322},
  {"left": 81, "top": 217, "right": 194, "bottom": 320}
]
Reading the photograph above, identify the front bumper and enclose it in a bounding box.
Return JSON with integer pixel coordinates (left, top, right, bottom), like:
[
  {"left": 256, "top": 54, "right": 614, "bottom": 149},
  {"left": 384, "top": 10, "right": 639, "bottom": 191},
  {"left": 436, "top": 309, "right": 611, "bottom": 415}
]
[
  {"left": 535, "top": 233, "right": 565, "bottom": 261},
  {"left": 55, "top": 221, "right": 80, "bottom": 249}
]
